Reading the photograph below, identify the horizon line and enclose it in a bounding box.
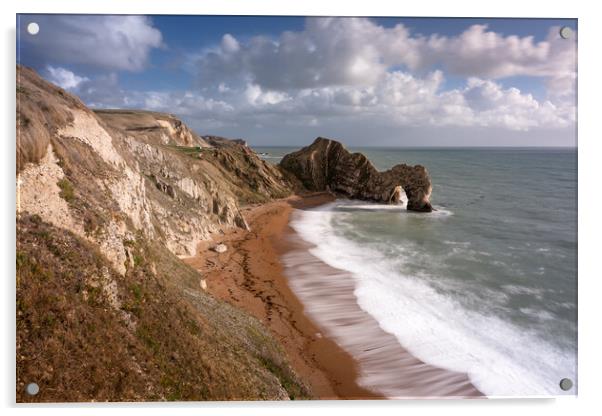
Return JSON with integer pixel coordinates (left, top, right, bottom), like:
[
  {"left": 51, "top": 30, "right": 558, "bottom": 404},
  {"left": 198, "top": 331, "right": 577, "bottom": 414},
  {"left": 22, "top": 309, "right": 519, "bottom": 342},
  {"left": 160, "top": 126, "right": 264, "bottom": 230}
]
[{"left": 250, "top": 144, "right": 578, "bottom": 149}]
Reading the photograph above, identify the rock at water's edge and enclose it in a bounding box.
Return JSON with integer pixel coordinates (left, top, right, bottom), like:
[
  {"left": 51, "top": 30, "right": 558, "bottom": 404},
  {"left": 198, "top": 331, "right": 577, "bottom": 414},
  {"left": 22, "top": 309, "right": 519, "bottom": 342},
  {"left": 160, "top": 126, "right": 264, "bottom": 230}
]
[{"left": 280, "top": 137, "right": 433, "bottom": 212}]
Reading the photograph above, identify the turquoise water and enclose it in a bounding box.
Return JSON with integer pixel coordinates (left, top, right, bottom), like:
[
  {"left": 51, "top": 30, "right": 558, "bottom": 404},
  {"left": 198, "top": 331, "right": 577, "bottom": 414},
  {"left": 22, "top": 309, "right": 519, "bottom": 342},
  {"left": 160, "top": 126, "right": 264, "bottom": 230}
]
[{"left": 256, "top": 146, "right": 577, "bottom": 396}]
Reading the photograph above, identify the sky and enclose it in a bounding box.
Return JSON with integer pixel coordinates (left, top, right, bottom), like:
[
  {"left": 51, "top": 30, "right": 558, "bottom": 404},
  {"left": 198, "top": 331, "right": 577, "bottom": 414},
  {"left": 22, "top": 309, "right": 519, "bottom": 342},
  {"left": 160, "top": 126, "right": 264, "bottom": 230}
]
[{"left": 17, "top": 15, "right": 577, "bottom": 147}]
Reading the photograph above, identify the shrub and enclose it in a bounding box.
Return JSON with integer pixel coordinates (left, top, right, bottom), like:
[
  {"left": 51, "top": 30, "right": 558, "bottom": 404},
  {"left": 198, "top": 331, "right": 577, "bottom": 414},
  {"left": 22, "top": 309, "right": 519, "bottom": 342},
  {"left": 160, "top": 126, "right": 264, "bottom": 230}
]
[{"left": 57, "top": 178, "right": 75, "bottom": 203}]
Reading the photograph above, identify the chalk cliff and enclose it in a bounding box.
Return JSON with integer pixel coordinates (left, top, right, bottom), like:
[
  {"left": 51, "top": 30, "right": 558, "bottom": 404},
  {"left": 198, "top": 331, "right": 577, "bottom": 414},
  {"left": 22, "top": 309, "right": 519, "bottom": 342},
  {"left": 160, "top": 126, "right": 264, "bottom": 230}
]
[{"left": 16, "top": 65, "right": 305, "bottom": 402}]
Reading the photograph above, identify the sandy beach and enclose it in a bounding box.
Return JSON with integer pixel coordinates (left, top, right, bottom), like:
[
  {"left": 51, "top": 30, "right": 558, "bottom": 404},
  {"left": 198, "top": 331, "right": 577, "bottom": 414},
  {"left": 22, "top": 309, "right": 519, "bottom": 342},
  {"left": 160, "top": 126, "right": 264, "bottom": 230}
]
[{"left": 184, "top": 193, "right": 482, "bottom": 399}]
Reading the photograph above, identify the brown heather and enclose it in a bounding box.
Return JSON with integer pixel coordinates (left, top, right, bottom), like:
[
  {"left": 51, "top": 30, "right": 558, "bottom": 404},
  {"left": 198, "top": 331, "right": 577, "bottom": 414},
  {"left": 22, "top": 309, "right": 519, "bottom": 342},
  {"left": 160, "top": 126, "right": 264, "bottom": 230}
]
[{"left": 17, "top": 214, "right": 309, "bottom": 402}]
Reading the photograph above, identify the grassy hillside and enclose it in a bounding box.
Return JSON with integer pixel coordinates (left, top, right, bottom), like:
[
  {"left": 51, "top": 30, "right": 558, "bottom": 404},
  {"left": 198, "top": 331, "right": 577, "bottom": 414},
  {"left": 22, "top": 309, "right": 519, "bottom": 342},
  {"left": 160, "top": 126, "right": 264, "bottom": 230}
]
[{"left": 17, "top": 214, "right": 309, "bottom": 402}]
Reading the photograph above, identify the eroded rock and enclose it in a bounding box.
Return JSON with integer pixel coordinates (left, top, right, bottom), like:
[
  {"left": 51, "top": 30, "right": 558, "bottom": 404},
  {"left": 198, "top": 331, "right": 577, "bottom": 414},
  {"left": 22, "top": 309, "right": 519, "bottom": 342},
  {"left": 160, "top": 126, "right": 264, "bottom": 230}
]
[
  {"left": 17, "top": 66, "right": 296, "bottom": 273},
  {"left": 280, "top": 137, "right": 433, "bottom": 212},
  {"left": 212, "top": 243, "right": 228, "bottom": 253}
]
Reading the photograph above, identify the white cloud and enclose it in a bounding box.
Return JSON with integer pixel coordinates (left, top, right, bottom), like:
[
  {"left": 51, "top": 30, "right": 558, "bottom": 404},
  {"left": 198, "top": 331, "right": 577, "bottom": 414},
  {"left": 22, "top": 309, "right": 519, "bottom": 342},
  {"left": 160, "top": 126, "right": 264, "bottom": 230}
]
[
  {"left": 52, "top": 70, "right": 235, "bottom": 125},
  {"left": 460, "top": 78, "right": 571, "bottom": 130},
  {"left": 221, "top": 34, "right": 240, "bottom": 53},
  {"left": 59, "top": 67, "right": 572, "bottom": 133},
  {"left": 217, "top": 82, "right": 230, "bottom": 93},
  {"left": 244, "top": 84, "right": 289, "bottom": 106},
  {"left": 195, "top": 18, "right": 396, "bottom": 90},
  {"left": 421, "top": 25, "right": 575, "bottom": 79},
  {"left": 141, "top": 91, "right": 234, "bottom": 116},
  {"left": 45, "top": 65, "right": 89, "bottom": 89},
  {"left": 192, "top": 18, "right": 576, "bottom": 94},
  {"left": 23, "top": 15, "right": 163, "bottom": 71},
  {"left": 69, "top": 72, "right": 126, "bottom": 108},
  {"left": 39, "top": 17, "right": 575, "bottom": 137},
  {"left": 546, "top": 72, "right": 577, "bottom": 99},
  {"left": 202, "top": 71, "right": 571, "bottom": 131},
  {"left": 180, "top": 18, "right": 576, "bottom": 134}
]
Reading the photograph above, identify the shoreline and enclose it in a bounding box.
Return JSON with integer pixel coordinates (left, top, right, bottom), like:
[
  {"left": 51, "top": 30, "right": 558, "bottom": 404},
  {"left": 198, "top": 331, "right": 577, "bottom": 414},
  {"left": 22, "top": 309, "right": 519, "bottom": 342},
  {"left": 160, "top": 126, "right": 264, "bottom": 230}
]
[
  {"left": 184, "top": 193, "right": 482, "bottom": 399},
  {"left": 184, "top": 193, "right": 379, "bottom": 399},
  {"left": 282, "top": 200, "right": 483, "bottom": 398}
]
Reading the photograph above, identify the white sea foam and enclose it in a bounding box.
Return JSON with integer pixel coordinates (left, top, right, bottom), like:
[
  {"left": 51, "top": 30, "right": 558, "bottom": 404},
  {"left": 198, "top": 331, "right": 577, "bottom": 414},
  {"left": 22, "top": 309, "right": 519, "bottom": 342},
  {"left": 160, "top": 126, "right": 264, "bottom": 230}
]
[
  {"left": 443, "top": 240, "right": 472, "bottom": 246},
  {"left": 336, "top": 203, "right": 405, "bottom": 212},
  {"left": 519, "top": 308, "right": 556, "bottom": 321},
  {"left": 501, "top": 284, "right": 546, "bottom": 297},
  {"left": 289, "top": 201, "right": 576, "bottom": 397},
  {"left": 332, "top": 200, "right": 453, "bottom": 217}
]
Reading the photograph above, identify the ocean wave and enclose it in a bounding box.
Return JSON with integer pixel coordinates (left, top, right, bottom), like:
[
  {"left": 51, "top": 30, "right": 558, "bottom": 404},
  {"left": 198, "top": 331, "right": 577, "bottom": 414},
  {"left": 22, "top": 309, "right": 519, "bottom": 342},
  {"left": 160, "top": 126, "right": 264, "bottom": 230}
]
[
  {"left": 330, "top": 200, "right": 453, "bottom": 217},
  {"left": 289, "top": 201, "right": 576, "bottom": 397}
]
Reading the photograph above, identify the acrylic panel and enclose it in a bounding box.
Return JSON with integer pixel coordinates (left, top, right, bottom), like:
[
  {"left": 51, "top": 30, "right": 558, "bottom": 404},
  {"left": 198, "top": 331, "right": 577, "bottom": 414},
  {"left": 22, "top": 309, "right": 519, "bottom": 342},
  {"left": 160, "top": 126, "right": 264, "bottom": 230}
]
[{"left": 16, "top": 14, "right": 577, "bottom": 402}]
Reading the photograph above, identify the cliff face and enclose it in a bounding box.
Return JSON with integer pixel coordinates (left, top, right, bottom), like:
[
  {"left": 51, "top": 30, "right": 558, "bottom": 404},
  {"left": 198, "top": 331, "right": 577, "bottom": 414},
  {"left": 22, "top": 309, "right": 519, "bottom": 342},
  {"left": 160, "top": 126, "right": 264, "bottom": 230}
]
[
  {"left": 280, "top": 137, "right": 433, "bottom": 212},
  {"left": 93, "top": 109, "right": 212, "bottom": 148},
  {"left": 17, "top": 66, "right": 292, "bottom": 264},
  {"left": 203, "top": 135, "right": 248, "bottom": 148},
  {"left": 16, "top": 65, "right": 436, "bottom": 402},
  {"left": 16, "top": 66, "right": 305, "bottom": 402}
]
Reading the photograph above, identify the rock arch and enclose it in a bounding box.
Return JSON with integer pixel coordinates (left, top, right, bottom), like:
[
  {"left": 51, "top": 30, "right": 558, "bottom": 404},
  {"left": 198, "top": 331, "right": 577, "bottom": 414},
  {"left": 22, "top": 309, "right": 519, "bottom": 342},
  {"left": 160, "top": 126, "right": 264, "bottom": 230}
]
[{"left": 280, "top": 137, "right": 433, "bottom": 212}]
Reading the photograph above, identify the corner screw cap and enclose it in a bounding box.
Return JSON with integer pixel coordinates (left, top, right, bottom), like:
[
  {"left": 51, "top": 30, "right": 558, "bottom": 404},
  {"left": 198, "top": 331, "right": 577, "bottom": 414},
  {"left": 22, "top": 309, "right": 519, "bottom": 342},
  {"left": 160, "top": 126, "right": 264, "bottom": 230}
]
[{"left": 559, "top": 378, "right": 573, "bottom": 391}]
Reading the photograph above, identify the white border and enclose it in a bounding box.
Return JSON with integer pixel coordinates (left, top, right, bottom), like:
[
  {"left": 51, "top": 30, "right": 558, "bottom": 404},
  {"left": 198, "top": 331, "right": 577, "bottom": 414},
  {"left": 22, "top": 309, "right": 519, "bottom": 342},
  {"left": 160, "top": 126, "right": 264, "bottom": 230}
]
[{"left": 2, "top": 1, "right": 600, "bottom": 415}]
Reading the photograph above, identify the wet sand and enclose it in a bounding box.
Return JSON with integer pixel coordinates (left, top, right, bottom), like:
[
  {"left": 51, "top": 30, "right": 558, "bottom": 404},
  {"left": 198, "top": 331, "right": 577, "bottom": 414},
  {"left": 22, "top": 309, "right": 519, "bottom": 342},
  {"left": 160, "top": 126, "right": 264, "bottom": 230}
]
[{"left": 184, "top": 193, "right": 483, "bottom": 399}]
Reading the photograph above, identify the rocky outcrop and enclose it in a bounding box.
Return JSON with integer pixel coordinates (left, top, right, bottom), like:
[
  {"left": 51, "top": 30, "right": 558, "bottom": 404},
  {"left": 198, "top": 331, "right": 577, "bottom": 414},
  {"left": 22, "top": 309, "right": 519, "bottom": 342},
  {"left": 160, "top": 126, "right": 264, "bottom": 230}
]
[
  {"left": 93, "top": 109, "right": 211, "bottom": 148},
  {"left": 203, "top": 135, "right": 248, "bottom": 148},
  {"left": 280, "top": 137, "right": 433, "bottom": 212},
  {"left": 17, "top": 66, "right": 293, "bottom": 263},
  {"left": 16, "top": 65, "right": 308, "bottom": 402},
  {"left": 212, "top": 243, "right": 228, "bottom": 253}
]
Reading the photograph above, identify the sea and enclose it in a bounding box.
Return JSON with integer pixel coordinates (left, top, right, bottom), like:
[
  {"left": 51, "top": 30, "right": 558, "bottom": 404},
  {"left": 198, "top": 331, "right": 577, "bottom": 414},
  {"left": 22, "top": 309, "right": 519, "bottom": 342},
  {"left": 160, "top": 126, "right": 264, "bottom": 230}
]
[{"left": 255, "top": 146, "right": 577, "bottom": 397}]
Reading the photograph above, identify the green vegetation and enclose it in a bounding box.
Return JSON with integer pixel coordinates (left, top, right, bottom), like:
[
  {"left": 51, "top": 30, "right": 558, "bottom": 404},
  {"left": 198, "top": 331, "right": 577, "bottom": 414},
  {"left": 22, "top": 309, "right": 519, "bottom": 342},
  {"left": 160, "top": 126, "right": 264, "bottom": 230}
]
[
  {"left": 57, "top": 178, "right": 75, "bottom": 203},
  {"left": 17, "top": 85, "right": 29, "bottom": 96},
  {"left": 165, "top": 145, "right": 208, "bottom": 158},
  {"left": 258, "top": 356, "right": 307, "bottom": 400},
  {"left": 133, "top": 254, "right": 144, "bottom": 267},
  {"left": 16, "top": 251, "right": 28, "bottom": 270},
  {"left": 130, "top": 283, "right": 143, "bottom": 302}
]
